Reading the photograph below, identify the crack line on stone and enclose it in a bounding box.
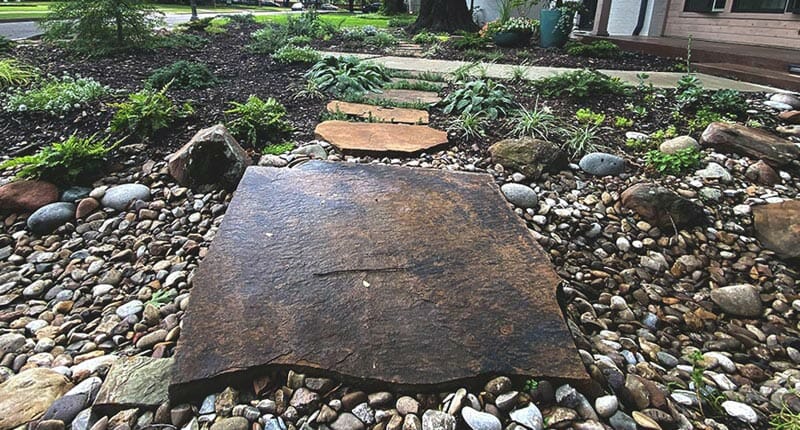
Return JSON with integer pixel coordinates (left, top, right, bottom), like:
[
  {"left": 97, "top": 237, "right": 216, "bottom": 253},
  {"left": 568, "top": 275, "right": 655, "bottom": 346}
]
[{"left": 312, "top": 266, "right": 413, "bottom": 276}]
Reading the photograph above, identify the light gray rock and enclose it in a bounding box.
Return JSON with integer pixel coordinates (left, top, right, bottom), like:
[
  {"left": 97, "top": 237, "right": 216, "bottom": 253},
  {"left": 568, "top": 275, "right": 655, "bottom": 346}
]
[
  {"left": 27, "top": 202, "right": 75, "bottom": 234},
  {"left": 608, "top": 411, "right": 636, "bottom": 430},
  {"left": 331, "top": 413, "right": 365, "bottom": 430},
  {"left": 764, "top": 100, "right": 793, "bottom": 111},
  {"left": 396, "top": 397, "right": 419, "bottom": 416},
  {"left": 710, "top": 284, "right": 762, "bottom": 317},
  {"left": 0, "top": 333, "right": 26, "bottom": 355},
  {"left": 578, "top": 152, "right": 625, "bottom": 176},
  {"left": 508, "top": 404, "right": 543, "bottom": 430},
  {"left": 721, "top": 401, "right": 758, "bottom": 424},
  {"left": 696, "top": 162, "right": 732, "bottom": 183},
  {"left": 292, "top": 144, "right": 328, "bottom": 159},
  {"left": 594, "top": 395, "right": 618, "bottom": 418},
  {"left": 500, "top": 183, "right": 537, "bottom": 208},
  {"left": 101, "top": 184, "right": 151, "bottom": 211},
  {"left": 259, "top": 155, "right": 289, "bottom": 167},
  {"left": 116, "top": 300, "right": 144, "bottom": 318},
  {"left": 461, "top": 407, "right": 500, "bottom": 430},
  {"left": 770, "top": 93, "right": 800, "bottom": 109},
  {"left": 659, "top": 136, "right": 699, "bottom": 155},
  {"left": 422, "top": 410, "right": 455, "bottom": 430}
]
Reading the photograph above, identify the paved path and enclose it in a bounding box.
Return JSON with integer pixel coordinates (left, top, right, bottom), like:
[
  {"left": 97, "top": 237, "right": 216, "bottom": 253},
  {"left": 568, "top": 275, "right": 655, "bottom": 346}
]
[
  {"left": 0, "top": 10, "right": 297, "bottom": 40},
  {"left": 320, "top": 51, "right": 779, "bottom": 92}
]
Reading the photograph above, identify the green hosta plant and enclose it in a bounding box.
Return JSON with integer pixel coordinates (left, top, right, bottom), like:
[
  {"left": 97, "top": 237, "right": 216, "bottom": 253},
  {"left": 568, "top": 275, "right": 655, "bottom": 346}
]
[
  {"left": 441, "top": 79, "right": 514, "bottom": 120},
  {"left": 110, "top": 83, "right": 194, "bottom": 139},
  {"left": 5, "top": 75, "right": 107, "bottom": 114},
  {"left": 225, "top": 95, "right": 293, "bottom": 148},
  {"left": 146, "top": 60, "right": 217, "bottom": 90},
  {"left": 0, "top": 59, "right": 38, "bottom": 89},
  {"left": 0, "top": 134, "right": 113, "bottom": 184},
  {"left": 305, "top": 56, "right": 391, "bottom": 97},
  {"left": 645, "top": 147, "right": 702, "bottom": 175}
]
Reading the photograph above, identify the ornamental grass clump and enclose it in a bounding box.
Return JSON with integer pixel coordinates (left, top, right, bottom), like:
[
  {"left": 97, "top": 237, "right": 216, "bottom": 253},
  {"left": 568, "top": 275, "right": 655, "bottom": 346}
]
[
  {"left": 4, "top": 75, "right": 107, "bottom": 114},
  {"left": 0, "top": 59, "right": 38, "bottom": 89}
]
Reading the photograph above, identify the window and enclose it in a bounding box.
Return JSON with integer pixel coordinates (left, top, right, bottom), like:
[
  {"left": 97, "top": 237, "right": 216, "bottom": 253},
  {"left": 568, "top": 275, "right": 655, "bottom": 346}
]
[
  {"left": 731, "top": 0, "right": 788, "bottom": 12},
  {"left": 791, "top": 0, "right": 800, "bottom": 12},
  {"left": 684, "top": 0, "right": 727, "bottom": 12}
]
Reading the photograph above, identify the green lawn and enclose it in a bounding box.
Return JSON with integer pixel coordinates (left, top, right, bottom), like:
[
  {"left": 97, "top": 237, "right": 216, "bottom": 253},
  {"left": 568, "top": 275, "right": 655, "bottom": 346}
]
[
  {"left": 254, "top": 12, "right": 398, "bottom": 29},
  {"left": 0, "top": 1, "right": 284, "bottom": 21}
]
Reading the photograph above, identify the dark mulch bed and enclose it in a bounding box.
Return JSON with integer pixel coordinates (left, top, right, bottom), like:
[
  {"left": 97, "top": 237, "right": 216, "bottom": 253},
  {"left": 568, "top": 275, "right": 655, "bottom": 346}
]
[
  {"left": 313, "top": 34, "right": 681, "bottom": 72},
  {"left": 1, "top": 22, "right": 325, "bottom": 161}
]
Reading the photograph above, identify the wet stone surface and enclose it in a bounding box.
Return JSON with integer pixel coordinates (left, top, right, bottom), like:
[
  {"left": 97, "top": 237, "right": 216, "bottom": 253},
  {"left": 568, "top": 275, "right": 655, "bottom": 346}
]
[{"left": 171, "top": 162, "right": 587, "bottom": 400}]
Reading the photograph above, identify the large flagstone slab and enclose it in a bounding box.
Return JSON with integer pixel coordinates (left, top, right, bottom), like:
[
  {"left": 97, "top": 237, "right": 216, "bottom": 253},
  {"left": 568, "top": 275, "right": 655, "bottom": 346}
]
[
  {"left": 365, "top": 89, "right": 442, "bottom": 105},
  {"left": 327, "top": 101, "right": 429, "bottom": 124},
  {"left": 170, "top": 162, "right": 588, "bottom": 401},
  {"left": 314, "top": 120, "right": 448, "bottom": 153}
]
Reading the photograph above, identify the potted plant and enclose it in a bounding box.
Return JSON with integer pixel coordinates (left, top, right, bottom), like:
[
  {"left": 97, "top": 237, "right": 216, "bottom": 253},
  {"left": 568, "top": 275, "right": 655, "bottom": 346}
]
[
  {"left": 479, "top": 0, "right": 539, "bottom": 47},
  {"left": 537, "top": 0, "right": 583, "bottom": 48}
]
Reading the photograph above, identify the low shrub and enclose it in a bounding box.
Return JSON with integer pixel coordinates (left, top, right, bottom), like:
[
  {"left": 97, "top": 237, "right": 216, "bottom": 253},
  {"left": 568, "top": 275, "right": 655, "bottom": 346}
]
[
  {"left": 225, "top": 95, "right": 293, "bottom": 147},
  {"left": 565, "top": 40, "right": 620, "bottom": 58},
  {"left": 533, "top": 69, "right": 629, "bottom": 99},
  {"left": 0, "top": 134, "right": 112, "bottom": 184},
  {"left": 451, "top": 31, "right": 486, "bottom": 50},
  {"left": 286, "top": 9, "right": 337, "bottom": 39},
  {"left": 0, "top": 59, "right": 38, "bottom": 89},
  {"left": 4, "top": 75, "right": 107, "bottom": 113},
  {"left": 287, "top": 35, "right": 313, "bottom": 46},
  {"left": 440, "top": 79, "right": 514, "bottom": 120},
  {"left": 205, "top": 16, "right": 231, "bottom": 33},
  {"left": 110, "top": 84, "right": 194, "bottom": 139},
  {"left": 249, "top": 26, "right": 289, "bottom": 54},
  {"left": 305, "top": 56, "right": 391, "bottom": 97},
  {"left": 645, "top": 147, "right": 702, "bottom": 175},
  {"left": 272, "top": 46, "right": 322, "bottom": 64},
  {"left": 340, "top": 26, "right": 398, "bottom": 48},
  {"left": 146, "top": 61, "right": 217, "bottom": 89},
  {"left": 412, "top": 32, "right": 438, "bottom": 44},
  {"left": 575, "top": 108, "right": 605, "bottom": 126}
]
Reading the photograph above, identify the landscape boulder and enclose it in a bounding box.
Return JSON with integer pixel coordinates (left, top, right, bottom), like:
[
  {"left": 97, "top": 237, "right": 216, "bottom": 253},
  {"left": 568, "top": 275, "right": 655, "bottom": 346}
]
[
  {"left": 745, "top": 160, "right": 781, "bottom": 186},
  {"left": 101, "top": 184, "right": 150, "bottom": 211},
  {"left": 752, "top": 200, "right": 800, "bottom": 260},
  {"left": 701, "top": 122, "right": 800, "bottom": 173},
  {"left": 620, "top": 183, "right": 706, "bottom": 228},
  {"left": 488, "top": 138, "right": 567, "bottom": 179},
  {"left": 0, "top": 180, "right": 58, "bottom": 212},
  {"left": 770, "top": 93, "right": 800, "bottom": 109},
  {"left": 578, "top": 152, "right": 625, "bottom": 176},
  {"left": 0, "top": 368, "right": 72, "bottom": 430},
  {"left": 168, "top": 124, "right": 251, "bottom": 192}
]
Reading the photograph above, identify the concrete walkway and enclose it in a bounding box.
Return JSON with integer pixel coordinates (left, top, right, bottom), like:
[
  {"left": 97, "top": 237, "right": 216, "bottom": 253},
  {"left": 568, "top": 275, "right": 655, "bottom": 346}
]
[{"left": 320, "top": 51, "right": 779, "bottom": 92}]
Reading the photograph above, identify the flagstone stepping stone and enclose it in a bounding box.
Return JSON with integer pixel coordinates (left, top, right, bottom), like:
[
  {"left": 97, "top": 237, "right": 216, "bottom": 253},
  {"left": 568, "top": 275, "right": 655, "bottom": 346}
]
[
  {"left": 327, "top": 101, "right": 429, "bottom": 124},
  {"left": 314, "top": 121, "right": 448, "bottom": 153},
  {"left": 170, "top": 162, "right": 588, "bottom": 401},
  {"left": 365, "top": 89, "right": 442, "bottom": 105},
  {"left": 94, "top": 356, "right": 173, "bottom": 413}
]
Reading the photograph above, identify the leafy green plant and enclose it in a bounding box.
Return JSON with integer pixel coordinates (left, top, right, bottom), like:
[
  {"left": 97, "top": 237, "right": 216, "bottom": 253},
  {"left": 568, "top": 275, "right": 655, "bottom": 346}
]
[
  {"left": 286, "top": 9, "right": 337, "bottom": 39},
  {"left": 614, "top": 116, "right": 633, "bottom": 128},
  {"left": 770, "top": 402, "right": 800, "bottom": 430},
  {"left": 451, "top": 31, "right": 486, "bottom": 50},
  {"left": 224, "top": 95, "right": 293, "bottom": 148},
  {"left": 287, "top": 35, "right": 313, "bottom": 46},
  {"left": 510, "top": 100, "right": 557, "bottom": 140},
  {"left": 5, "top": 75, "right": 107, "bottom": 113},
  {"left": 565, "top": 40, "right": 620, "bottom": 58},
  {"left": 645, "top": 147, "right": 701, "bottom": 175},
  {"left": 447, "top": 111, "right": 487, "bottom": 139},
  {"left": 0, "top": 134, "right": 112, "bottom": 184},
  {"left": 262, "top": 142, "right": 295, "bottom": 155},
  {"left": 688, "top": 108, "right": 731, "bottom": 133},
  {"left": 146, "top": 289, "right": 176, "bottom": 308},
  {"left": 575, "top": 108, "right": 605, "bottom": 126},
  {"left": 305, "top": 56, "right": 391, "bottom": 97},
  {"left": 687, "top": 350, "right": 725, "bottom": 417},
  {"left": 561, "top": 124, "right": 601, "bottom": 157},
  {"left": 508, "top": 63, "right": 529, "bottom": 84},
  {"left": 534, "top": 69, "right": 629, "bottom": 99},
  {"left": 272, "top": 46, "right": 322, "bottom": 64},
  {"left": 205, "top": 16, "right": 230, "bottom": 34},
  {"left": 709, "top": 89, "right": 745, "bottom": 116},
  {"left": 524, "top": 379, "right": 539, "bottom": 392},
  {"left": 110, "top": 84, "right": 193, "bottom": 140},
  {"left": 42, "top": 0, "right": 162, "bottom": 56},
  {"left": 146, "top": 61, "right": 217, "bottom": 90},
  {"left": 649, "top": 125, "right": 677, "bottom": 143},
  {"left": 367, "top": 31, "right": 399, "bottom": 48},
  {"left": 412, "top": 32, "right": 439, "bottom": 44},
  {"left": 249, "top": 26, "right": 290, "bottom": 54},
  {"left": 441, "top": 79, "right": 514, "bottom": 120},
  {"left": 0, "top": 59, "right": 38, "bottom": 89}
]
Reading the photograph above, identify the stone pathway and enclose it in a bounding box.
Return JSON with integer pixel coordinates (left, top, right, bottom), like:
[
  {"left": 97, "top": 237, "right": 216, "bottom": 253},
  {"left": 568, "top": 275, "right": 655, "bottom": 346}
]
[
  {"left": 319, "top": 51, "right": 779, "bottom": 92},
  {"left": 326, "top": 101, "right": 429, "bottom": 124}
]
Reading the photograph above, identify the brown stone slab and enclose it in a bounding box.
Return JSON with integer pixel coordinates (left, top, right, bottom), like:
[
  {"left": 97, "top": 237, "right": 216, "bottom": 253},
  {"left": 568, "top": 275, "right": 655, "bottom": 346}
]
[
  {"left": 314, "top": 120, "right": 448, "bottom": 153},
  {"left": 365, "top": 89, "right": 442, "bottom": 105},
  {"left": 171, "top": 162, "right": 588, "bottom": 401},
  {"left": 327, "top": 101, "right": 429, "bottom": 124}
]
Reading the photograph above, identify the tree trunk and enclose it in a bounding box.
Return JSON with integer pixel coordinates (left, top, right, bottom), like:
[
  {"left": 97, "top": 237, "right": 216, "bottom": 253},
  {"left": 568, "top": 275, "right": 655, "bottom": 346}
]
[
  {"left": 384, "top": 0, "right": 405, "bottom": 14},
  {"left": 115, "top": 0, "right": 123, "bottom": 46},
  {"left": 410, "top": 0, "right": 476, "bottom": 33},
  {"left": 348, "top": 0, "right": 354, "bottom": 12}
]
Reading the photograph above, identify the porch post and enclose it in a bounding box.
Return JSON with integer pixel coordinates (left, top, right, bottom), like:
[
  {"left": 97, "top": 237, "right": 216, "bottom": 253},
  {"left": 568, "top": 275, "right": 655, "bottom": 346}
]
[{"left": 592, "top": 0, "right": 612, "bottom": 36}]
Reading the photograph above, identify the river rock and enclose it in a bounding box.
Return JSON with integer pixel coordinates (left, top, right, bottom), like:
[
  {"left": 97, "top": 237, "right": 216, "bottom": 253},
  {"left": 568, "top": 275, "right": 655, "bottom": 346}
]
[
  {"left": 696, "top": 162, "right": 732, "bottom": 182},
  {"left": 0, "top": 180, "right": 58, "bottom": 212},
  {"left": 701, "top": 122, "right": 800, "bottom": 172},
  {"left": 331, "top": 413, "right": 365, "bottom": 430},
  {"left": 93, "top": 357, "right": 173, "bottom": 412},
  {"left": 75, "top": 198, "right": 100, "bottom": 219},
  {"left": 0, "top": 333, "right": 26, "bottom": 355},
  {"left": 168, "top": 124, "right": 252, "bottom": 192},
  {"left": 210, "top": 417, "right": 249, "bottom": 430},
  {"left": 721, "top": 401, "right": 758, "bottom": 423},
  {"left": 764, "top": 100, "right": 793, "bottom": 111},
  {"left": 488, "top": 138, "right": 567, "bottom": 179},
  {"left": 508, "top": 404, "right": 543, "bottom": 430},
  {"left": 778, "top": 110, "right": 800, "bottom": 124},
  {"left": 101, "top": 184, "right": 151, "bottom": 211},
  {"left": 578, "top": 152, "right": 625, "bottom": 176},
  {"left": 60, "top": 186, "right": 91, "bottom": 202},
  {"left": 620, "top": 183, "right": 705, "bottom": 228},
  {"left": 461, "top": 407, "right": 500, "bottom": 430},
  {"left": 0, "top": 368, "right": 72, "bottom": 430},
  {"left": 710, "top": 284, "right": 762, "bottom": 317},
  {"left": 500, "top": 183, "right": 538, "bottom": 208},
  {"left": 659, "top": 136, "right": 699, "bottom": 155},
  {"left": 27, "top": 202, "right": 75, "bottom": 234},
  {"left": 745, "top": 160, "right": 781, "bottom": 186},
  {"left": 770, "top": 93, "right": 800, "bottom": 109},
  {"left": 422, "top": 410, "right": 455, "bottom": 430},
  {"left": 752, "top": 200, "right": 800, "bottom": 259}
]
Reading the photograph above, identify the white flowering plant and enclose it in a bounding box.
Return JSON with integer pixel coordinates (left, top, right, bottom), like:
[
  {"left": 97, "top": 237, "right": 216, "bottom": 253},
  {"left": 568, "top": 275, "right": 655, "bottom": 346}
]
[{"left": 5, "top": 74, "right": 108, "bottom": 114}]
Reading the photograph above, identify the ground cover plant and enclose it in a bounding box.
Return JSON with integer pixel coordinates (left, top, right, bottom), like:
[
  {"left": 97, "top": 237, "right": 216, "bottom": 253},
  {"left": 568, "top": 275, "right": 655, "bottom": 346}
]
[
  {"left": 533, "top": 69, "right": 629, "bottom": 99},
  {"left": 224, "top": 95, "right": 293, "bottom": 148},
  {"left": 0, "top": 134, "right": 112, "bottom": 184},
  {"left": 305, "top": 56, "right": 391, "bottom": 97},
  {"left": 110, "top": 84, "right": 194, "bottom": 140},
  {"left": 146, "top": 61, "right": 217, "bottom": 90},
  {"left": 4, "top": 75, "right": 107, "bottom": 113}
]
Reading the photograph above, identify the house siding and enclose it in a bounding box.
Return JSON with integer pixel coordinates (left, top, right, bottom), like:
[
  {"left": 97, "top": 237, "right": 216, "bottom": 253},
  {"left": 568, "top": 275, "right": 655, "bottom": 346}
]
[
  {"left": 663, "top": 0, "right": 800, "bottom": 49},
  {"left": 606, "top": 0, "right": 668, "bottom": 36}
]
